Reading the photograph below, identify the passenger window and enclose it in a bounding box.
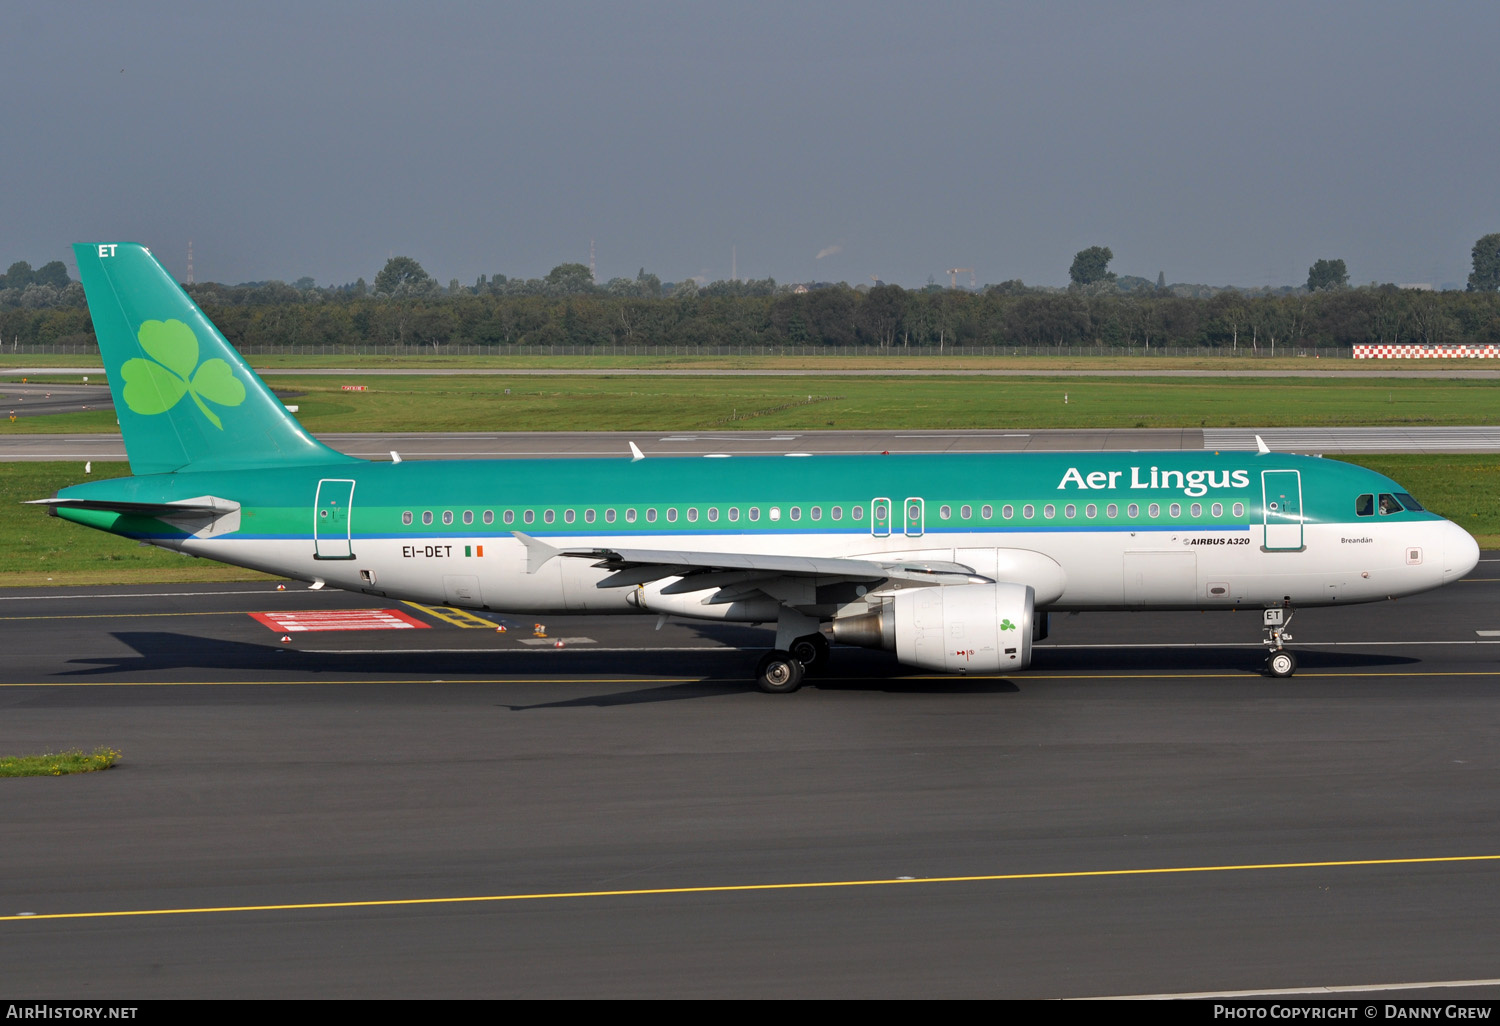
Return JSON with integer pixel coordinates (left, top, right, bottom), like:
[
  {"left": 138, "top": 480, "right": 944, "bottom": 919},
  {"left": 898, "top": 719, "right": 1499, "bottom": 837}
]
[
  {"left": 961, "top": 505, "right": 972, "bottom": 519},
  {"left": 1169, "top": 503, "right": 1181, "bottom": 518},
  {"left": 981, "top": 504, "right": 992, "bottom": 519},
  {"left": 422, "top": 511, "right": 433, "bottom": 526},
  {"left": 1127, "top": 504, "right": 1139, "bottom": 518},
  {"left": 1107, "top": 504, "right": 1118, "bottom": 518},
  {"left": 483, "top": 510, "right": 494, "bottom": 525},
  {"left": 1190, "top": 503, "right": 1202, "bottom": 517},
  {"left": 852, "top": 506, "right": 863, "bottom": 521},
  {"left": 544, "top": 510, "right": 555, "bottom": 524},
  {"left": 402, "top": 511, "right": 413, "bottom": 526},
  {"left": 940, "top": 505, "right": 952, "bottom": 520},
  {"left": 789, "top": 507, "right": 800, "bottom": 521},
  {"left": 1378, "top": 493, "right": 1402, "bottom": 515},
  {"left": 728, "top": 507, "right": 740, "bottom": 522},
  {"left": 463, "top": 510, "right": 474, "bottom": 526},
  {"left": 749, "top": 508, "right": 761, "bottom": 522},
  {"left": 687, "top": 508, "right": 698, "bottom": 523},
  {"left": 831, "top": 506, "right": 842, "bottom": 521},
  {"left": 769, "top": 507, "right": 781, "bottom": 521},
  {"left": 810, "top": 507, "right": 821, "bottom": 521},
  {"left": 442, "top": 510, "right": 454, "bottom": 526},
  {"left": 1211, "top": 503, "right": 1222, "bottom": 517},
  {"left": 584, "top": 509, "right": 595, "bottom": 524},
  {"left": 626, "top": 509, "right": 637, "bottom": 523},
  {"left": 503, "top": 510, "right": 515, "bottom": 525},
  {"left": 1063, "top": 504, "right": 1075, "bottom": 518},
  {"left": 1022, "top": 504, "right": 1035, "bottom": 519},
  {"left": 1085, "top": 504, "right": 1097, "bottom": 518},
  {"left": 523, "top": 510, "right": 534, "bottom": 525},
  {"left": 1232, "top": 502, "right": 1245, "bottom": 517},
  {"left": 666, "top": 508, "right": 677, "bottom": 523},
  {"left": 1002, "top": 505, "right": 1013, "bottom": 519},
  {"left": 1148, "top": 503, "right": 1160, "bottom": 518},
  {"left": 646, "top": 509, "right": 658, "bottom": 523},
  {"left": 605, "top": 509, "right": 617, "bottom": 523},
  {"left": 1044, "top": 504, "right": 1056, "bottom": 519},
  {"left": 708, "top": 508, "right": 719, "bottom": 522},
  {"left": 564, "top": 509, "right": 575, "bottom": 524},
  {"left": 1356, "top": 494, "right": 1374, "bottom": 517}
]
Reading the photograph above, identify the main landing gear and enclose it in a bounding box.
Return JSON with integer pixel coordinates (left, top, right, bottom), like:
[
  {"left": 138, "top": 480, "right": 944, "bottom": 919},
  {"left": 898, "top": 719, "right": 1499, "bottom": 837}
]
[
  {"left": 756, "top": 650, "right": 805, "bottom": 694},
  {"left": 755, "top": 632, "right": 830, "bottom": 694},
  {"left": 1263, "top": 605, "right": 1297, "bottom": 678}
]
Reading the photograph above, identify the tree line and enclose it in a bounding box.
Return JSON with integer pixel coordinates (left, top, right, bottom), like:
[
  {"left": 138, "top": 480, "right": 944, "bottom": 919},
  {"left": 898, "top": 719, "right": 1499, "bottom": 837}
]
[{"left": 2, "top": 240, "right": 1498, "bottom": 351}]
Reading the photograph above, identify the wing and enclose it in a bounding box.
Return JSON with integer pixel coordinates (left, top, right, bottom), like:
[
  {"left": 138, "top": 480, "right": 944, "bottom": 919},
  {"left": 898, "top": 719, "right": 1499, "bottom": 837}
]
[{"left": 512, "top": 532, "right": 991, "bottom": 607}]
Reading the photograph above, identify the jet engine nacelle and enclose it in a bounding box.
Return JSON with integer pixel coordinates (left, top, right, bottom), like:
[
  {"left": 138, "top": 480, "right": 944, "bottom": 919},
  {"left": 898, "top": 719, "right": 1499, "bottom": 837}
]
[{"left": 833, "top": 582, "right": 1035, "bottom": 674}]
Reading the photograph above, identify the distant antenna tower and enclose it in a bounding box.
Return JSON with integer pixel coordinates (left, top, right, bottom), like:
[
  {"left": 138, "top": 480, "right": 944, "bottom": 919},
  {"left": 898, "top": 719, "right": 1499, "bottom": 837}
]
[
  {"left": 589, "top": 239, "right": 596, "bottom": 282},
  {"left": 186, "top": 240, "right": 194, "bottom": 284}
]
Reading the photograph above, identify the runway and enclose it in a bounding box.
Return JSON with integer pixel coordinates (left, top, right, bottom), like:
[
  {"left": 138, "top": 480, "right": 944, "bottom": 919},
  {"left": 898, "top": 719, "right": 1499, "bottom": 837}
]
[
  {"left": 3, "top": 562, "right": 1500, "bottom": 997},
  {"left": 9, "top": 425, "right": 1500, "bottom": 462}
]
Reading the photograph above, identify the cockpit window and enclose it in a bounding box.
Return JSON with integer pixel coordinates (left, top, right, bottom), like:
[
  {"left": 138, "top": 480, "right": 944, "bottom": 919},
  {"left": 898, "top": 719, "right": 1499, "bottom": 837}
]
[
  {"left": 1378, "top": 493, "right": 1403, "bottom": 515},
  {"left": 1355, "top": 494, "right": 1374, "bottom": 517},
  {"left": 1395, "top": 492, "right": 1425, "bottom": 512}
]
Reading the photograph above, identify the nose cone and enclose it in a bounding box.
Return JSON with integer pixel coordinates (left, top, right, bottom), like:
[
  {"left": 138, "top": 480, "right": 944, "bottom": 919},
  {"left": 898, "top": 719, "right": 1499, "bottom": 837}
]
[{"left": 1442, "top": 519, "right": 1481, "bottom": 583}]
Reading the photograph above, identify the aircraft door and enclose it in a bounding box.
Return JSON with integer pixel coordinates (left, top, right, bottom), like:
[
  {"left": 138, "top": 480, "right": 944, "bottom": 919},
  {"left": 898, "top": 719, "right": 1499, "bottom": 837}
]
[
  {"left": 314, "top": 478, "right": 357, "bottom": 560},
  {"left": 871, "top": 497, "right": 891, "bottom": 538},
  {"left": 903, "top": 497, "right": 925, "bottom": 537},
  {"left": 1261, "top": 470, "right": 1304, "bottom": 552}
]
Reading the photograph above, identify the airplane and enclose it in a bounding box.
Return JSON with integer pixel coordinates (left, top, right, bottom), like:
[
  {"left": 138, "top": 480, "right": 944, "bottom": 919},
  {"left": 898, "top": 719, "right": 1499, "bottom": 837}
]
[{"left": 35, "top": 242, "right": 1481, "bottom": 693}]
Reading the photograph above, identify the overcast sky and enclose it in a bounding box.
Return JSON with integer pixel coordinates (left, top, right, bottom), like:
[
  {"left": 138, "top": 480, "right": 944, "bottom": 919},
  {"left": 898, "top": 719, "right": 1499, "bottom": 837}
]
[{"left": 6, "top": 1, "right": 1498, "bottom": 289}]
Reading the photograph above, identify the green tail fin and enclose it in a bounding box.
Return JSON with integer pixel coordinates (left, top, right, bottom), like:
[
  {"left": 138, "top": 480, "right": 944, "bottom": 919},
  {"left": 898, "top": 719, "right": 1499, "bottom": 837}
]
[{"left": 73, "top": 242, "right": 359, "bottom": 474}]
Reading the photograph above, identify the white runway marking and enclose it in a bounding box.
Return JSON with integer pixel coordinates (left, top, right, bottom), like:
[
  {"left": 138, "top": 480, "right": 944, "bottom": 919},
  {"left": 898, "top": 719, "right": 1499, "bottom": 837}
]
[
  {"left": 1093, "top": 977, "right": 1500, "bottom": 1000},
  {"left": 0, "top": 588, "right": 283, "bottom": 601},
  {"left": 1050, "top": 640, "right": 1500, "bottom": 648}
]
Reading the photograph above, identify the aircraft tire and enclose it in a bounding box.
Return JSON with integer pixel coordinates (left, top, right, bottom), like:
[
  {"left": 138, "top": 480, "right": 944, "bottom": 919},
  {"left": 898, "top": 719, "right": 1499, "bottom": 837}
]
[
  {"left": 1267, "top": 650, "right": 1297, "bottom": 678},
  {"left": 789, "top": 633, "right": 830, "bottom": 671},
  {"left": 756, "top": 650, "right": 806, "bottom": 694}
]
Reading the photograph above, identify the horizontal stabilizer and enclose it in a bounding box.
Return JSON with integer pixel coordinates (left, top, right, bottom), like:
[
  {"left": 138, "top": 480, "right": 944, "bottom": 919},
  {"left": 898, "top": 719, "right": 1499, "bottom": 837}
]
[
  {"left": 30, "top": 494, "right": 242, "bottom": 537},
  {"left": 28, "top": 496, "right": 239, "bottom": 518}
]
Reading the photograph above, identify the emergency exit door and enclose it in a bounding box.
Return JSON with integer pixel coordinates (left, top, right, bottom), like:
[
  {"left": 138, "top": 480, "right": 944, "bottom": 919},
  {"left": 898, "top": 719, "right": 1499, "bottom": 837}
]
[{"left": 1261, "top": 470, "right": 1304, "bottom": 551}]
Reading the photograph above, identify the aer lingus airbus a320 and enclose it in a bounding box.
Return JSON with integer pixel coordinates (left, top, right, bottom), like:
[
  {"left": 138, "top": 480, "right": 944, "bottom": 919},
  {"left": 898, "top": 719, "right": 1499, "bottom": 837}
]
[{"left": 36, "top": 243, "right": 1481, "bottom": 691}]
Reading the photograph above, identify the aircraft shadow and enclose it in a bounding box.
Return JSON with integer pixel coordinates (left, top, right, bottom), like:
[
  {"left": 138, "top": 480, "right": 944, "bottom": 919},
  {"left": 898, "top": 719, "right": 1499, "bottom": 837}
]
[{"left": 53, "top": 631, "right": 1422, "bottom": 709}]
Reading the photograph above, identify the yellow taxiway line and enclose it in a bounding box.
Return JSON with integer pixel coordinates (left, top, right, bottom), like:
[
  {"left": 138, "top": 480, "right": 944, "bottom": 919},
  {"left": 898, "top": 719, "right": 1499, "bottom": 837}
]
[{"left": 6, "top": 853, "right": 1499, "bottom": 924}]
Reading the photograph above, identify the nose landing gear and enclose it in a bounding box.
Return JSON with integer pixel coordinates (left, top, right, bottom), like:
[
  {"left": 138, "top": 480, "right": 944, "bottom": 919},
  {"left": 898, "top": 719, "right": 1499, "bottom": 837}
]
[{"left": 1264, "top": 605, "right": 1297, "bottom": 677}]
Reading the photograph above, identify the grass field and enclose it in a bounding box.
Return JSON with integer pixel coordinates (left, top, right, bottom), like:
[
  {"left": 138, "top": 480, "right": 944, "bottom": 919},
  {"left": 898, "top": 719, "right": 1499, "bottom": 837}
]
[
  {"left": 3, "top": 351, "right": 1495, "bottom": 372},
  {"left": 4, "top": 373, "right": 1498, "bottom": 435},
  {"left": 3, "top": 455, "right": 1495, "bottom": 586},
  {"left": 0, "top": 747, "right": 120, "bottom": 778}
]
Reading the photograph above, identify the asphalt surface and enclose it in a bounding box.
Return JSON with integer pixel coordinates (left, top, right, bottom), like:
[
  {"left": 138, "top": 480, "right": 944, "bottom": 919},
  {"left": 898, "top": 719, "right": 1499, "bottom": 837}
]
[
  {"left": 10, "top": 426, "right": 1500, "bottom": 462},
  {"left": 4, "top": 561, "right": 1500, "bottom": 998}
]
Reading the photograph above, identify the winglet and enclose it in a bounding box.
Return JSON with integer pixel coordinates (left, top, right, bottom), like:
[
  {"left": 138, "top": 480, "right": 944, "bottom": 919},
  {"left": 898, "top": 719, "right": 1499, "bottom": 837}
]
[
  {"left": 512, "top": 531, "right": 559, "bottom": 574},
  {"left": 1255, "top": 434, "right": 1271, "bottom": 455},
  {"left": 629, "top": 441, "right": 645, "bottom": 462}
]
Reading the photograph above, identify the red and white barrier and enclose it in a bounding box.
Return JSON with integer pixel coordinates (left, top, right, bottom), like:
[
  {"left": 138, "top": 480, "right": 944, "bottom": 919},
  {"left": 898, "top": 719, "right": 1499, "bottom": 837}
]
[{"left": 1353, "top": 345, "right": 1500, "bottom": 359}]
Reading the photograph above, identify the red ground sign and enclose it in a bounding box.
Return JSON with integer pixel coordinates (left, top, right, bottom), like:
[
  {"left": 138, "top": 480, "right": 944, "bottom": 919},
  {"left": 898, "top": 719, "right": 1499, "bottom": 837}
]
[{"left": 249, "top": 609, "right": 430, "bottom": 632}]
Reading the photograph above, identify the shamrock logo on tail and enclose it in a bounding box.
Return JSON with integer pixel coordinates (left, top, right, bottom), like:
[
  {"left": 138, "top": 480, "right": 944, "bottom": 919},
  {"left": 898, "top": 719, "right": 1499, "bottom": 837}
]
[
  {"left": 999, "top": 618, "right": 1017, "bottom": 631},
  {"left": 120, "top": 319, "right": 246, "bottom": 429}
]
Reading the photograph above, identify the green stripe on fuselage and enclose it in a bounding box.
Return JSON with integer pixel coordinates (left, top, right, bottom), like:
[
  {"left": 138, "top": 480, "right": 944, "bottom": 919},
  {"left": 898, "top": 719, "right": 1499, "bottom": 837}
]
[{"left": 53, "top": 450, "right": 1436, "bottom": 543}]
